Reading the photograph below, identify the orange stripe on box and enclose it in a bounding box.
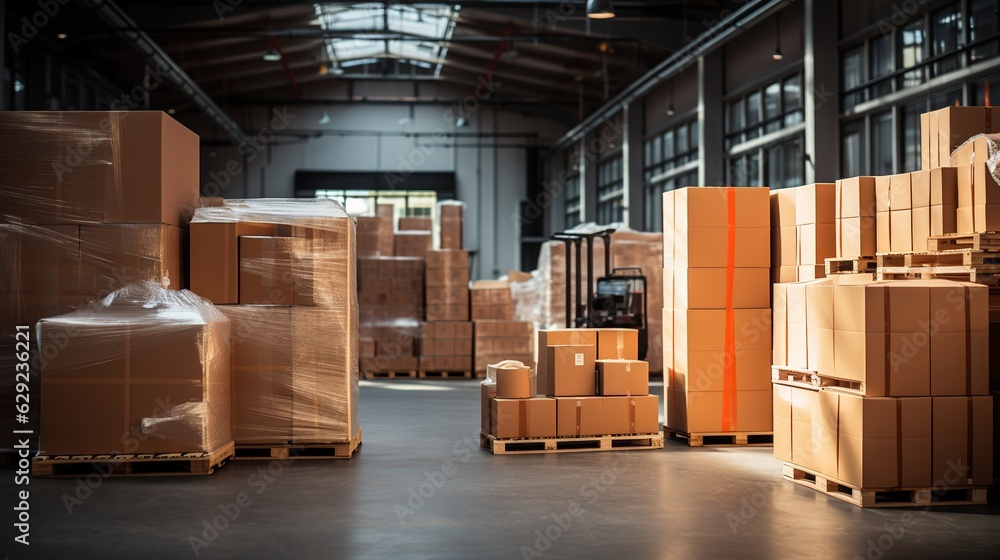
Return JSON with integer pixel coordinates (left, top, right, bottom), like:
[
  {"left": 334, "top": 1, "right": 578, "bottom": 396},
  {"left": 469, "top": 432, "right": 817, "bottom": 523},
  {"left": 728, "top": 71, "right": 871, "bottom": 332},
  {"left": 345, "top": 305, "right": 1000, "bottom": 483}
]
[{"left": 722, "top": 188, "right": 737, "bottom": 432}]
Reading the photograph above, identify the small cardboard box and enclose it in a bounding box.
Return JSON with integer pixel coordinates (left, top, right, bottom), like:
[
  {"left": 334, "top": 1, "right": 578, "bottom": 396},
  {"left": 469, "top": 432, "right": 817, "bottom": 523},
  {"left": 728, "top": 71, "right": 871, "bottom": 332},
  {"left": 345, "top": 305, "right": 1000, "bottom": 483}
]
[
  {"left": 795, "top": 183, "right": 836, "bottom": 225},
  {"left": 595, "top": 328, "right": 639, "bottom": 360},
  {"left": 493, "top": 397, "right": 557, "bottom": 439},
  {"left": 555, "top": 396, "right": 605, "bottom": 437},
  {"left": 596, "top": 360, "right": 649, "bottom": 396},
  {"left": 191, "top": 222, "right": 276, "bottom": 304},
  {"left": 239, "top": 236, "right": 297, "bottom": 305},
  {"left": 543, "top": 345, "right": 597, "bottom": 397},
  {"left": 837, "top": 393, "right": 898, "bottom": 489}
]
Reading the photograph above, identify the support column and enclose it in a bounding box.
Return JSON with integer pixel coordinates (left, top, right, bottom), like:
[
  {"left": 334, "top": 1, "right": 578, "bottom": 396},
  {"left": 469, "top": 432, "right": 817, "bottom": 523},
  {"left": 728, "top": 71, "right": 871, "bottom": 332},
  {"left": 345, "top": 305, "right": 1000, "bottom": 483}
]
[
  {"left": 623, "top": 101, "right": 644, "bottom": 229},
  {"left": 547, "top": 152, "right": 567, "bottom": 235},
  {"left": 582, "top": 131, "right": 597, "bottom": 223},
  {"left": 699, "top": 50, "right": 724, "bottom": 185},
  {"left": 805, "top": 0, "right": 840, "bottom": 182}
]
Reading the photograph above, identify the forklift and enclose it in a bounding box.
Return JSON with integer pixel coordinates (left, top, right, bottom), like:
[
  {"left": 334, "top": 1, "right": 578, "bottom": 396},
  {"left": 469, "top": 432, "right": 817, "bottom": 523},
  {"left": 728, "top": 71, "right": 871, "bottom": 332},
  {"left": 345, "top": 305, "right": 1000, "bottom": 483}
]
[{"left": 550, "top": 229, "right": 648, "bottom": 360}]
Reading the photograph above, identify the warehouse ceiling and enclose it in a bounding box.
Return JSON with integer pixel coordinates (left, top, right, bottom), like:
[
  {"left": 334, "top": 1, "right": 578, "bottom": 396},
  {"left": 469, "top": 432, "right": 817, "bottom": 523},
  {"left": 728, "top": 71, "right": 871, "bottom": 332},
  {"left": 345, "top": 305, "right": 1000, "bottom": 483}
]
[{"left": 7, "top": 1, "right": 732, "bottom": 126}]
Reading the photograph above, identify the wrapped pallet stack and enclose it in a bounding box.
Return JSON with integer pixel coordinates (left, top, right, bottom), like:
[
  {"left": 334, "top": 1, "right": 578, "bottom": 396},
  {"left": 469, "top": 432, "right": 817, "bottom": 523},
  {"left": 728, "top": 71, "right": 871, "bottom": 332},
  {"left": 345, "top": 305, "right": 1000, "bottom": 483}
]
[
  {"left": 0, "top": 111, "right": 199, "bottom": 453},
  {"left": 480, "top": 328, "right": 662, "bottom": 454},
  {"left": 190, "top": 199, "right": 361, "bottom": 458},
  {"left": 663, "top": 187, "right": 773, "bottom": 444}
]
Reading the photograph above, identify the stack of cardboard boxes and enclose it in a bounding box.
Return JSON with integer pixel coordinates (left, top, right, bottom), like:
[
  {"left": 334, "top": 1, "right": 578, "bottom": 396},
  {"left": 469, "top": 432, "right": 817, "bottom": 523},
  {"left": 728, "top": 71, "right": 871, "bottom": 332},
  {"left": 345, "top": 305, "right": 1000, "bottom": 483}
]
[
  {"left": 770, "top": 183, "right": 836, "bottom": 282},
  {"left": 426, "top": 250, "right": 470, "bottom": 322},
  {"left": 663, "top": 187, "right": 773, "bottom": 435},
  {"left": 394, "top": 230, "right": 432, "bottom": 259},
  {"left": 772, "top": 278, "right": 992, "bottom": 489},
  {"left": 474, "top": 321, "right": 534, "bottom": 376},
  {"left": 358, "top": 256, "right": 424, "bottom": 373},
  {"left": 356, "top": 216, "right": 394, "bottom": 257},
  {"left": 437, "top": 201, "right": 464, "bottom": 250},
  {"left": 0, "top": 111, "right": 199, "bottom": 449},
  {"left": 190, "top": 200, "right": 360, "bottom": 447},
  {"left": 481, "top": 328, "right": 658, "bottom": 440},
  {"left": 399, "top": 217, "right": 432, "bottom": 231},
  {"left": 471, "top": 280, "right": 514, "bottom": 320},
  {"left": 420, "top": 321, "right": 474, "bottom": 373}
]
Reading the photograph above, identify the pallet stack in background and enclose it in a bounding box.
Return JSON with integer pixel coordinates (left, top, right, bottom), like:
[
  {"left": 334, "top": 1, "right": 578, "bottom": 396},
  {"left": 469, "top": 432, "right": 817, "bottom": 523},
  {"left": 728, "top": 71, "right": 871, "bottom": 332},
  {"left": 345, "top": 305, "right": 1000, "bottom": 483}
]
[
  {"left": 190, "top": 199, "right": 362, "bottom": 458},
  {"left": 0, "top": 111, "right": 199, "bottom": 454},
  {"left": 480, "top": 328, "right": 662, "bottom": 454},
  {"left": 421, "top": 248, "right": 473, "bottom": 377},
  {"left": 769, "top": 105, "right": 999, "bottom": 506},
  {"left": 358, "top": 257, "right": 424, "bottom": 376},
  {"left": 770, "top": 183, "right": 837, "bottom": 282},
  {"left": 662, "top": 187, "right": 773, "bottom": 445}
]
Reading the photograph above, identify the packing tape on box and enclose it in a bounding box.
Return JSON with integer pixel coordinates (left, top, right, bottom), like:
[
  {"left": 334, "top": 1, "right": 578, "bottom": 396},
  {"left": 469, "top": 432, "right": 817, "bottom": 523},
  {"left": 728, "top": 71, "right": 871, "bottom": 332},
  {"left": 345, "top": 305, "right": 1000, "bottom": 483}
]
[
  {"left": 575, "top": 399, "right": 583, "bottom": 437},
  {"left": 629, "top": 399, "right": 636, "bottom": 434},
  {"left": 722, "top": 188, "right": 737, "bottom": 432},
  {"left": 616, "top": 331, "right": 625, "bottom": 358}
]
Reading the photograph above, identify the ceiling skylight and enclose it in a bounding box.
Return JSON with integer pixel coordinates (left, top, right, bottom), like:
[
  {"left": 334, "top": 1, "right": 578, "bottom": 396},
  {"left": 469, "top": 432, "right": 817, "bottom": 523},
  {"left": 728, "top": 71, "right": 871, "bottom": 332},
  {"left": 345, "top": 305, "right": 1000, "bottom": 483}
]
[{"left": 314, "top": 3, "right": 457, "bottom": 76}]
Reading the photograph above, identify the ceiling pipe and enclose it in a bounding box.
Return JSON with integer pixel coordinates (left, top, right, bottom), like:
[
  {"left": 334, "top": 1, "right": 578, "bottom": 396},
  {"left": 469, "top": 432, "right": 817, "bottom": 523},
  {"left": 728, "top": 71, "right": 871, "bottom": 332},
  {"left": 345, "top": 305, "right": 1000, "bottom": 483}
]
[
  {"left": 76, "top": 0, "right": 248, "bottom": 146},
  {"left": 551, "top": 0, "right": 791, "bottom": 153}
]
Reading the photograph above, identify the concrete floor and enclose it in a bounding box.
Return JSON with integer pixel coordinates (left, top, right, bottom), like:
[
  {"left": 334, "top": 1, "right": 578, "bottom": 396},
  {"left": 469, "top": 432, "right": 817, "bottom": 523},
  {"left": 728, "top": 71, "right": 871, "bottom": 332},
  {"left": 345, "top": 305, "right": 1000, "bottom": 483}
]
[{"left": 3, "top": 380, "right": 1000, "bottom": 559}]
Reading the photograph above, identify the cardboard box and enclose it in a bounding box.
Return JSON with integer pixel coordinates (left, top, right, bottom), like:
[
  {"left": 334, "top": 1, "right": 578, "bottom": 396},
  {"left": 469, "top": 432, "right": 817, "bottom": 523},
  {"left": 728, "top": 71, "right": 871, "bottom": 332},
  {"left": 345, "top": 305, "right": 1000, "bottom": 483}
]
[
  {"left": 356, "top": 217, "right": 394, "bottom": 257},
  {"left": 596, "top": 360, "right": 649, "bottom": 396},
  {"left": 496, "top": 364, "right": 532, "bottom": 399},
  {"left": 932, "top": 396, "right": 993, "bottom": 485},
  {"left": 673, "top": 267, "right": 770, "bottom": 309},
  {"left": 191, "top": 222, "right": 276, "bottom": 304},
  {"left": 921, "top": 106, "right": 999, "bottom": 170},
  {"left": 596, "top": 328, "right": 639, "bottom": 360},
  {"left": 663, "top": 388, "right": 771, "bottom": 433},
  {"left": 536, "top": 329, "right": 597, "bottom": 389},
  {"left": 838, "top": 393, "right": 898, "bottom": 489},
  {"left": 835, "top": 177, "right": 877, "bottom": 258},
  {"left": 798, "top": 223, "right": 836, "bottom": 266},
  {"left": 772, "top": 383, "right": 793, "bottom": 462},
  {"left": 543, "top": 345, "right": 597, "bottom": 397},
  {"left": 481, "top": 382, "right": 496, "bottom": 434},
  {"left": 555, "top": 396, "right": 605, "bottom": 437},
  {"left": 795, "top": 183, "right": 836, "bottom": 225},
  {"left": 890, "top": 209, "right": 913, "bottom": 252},
  {"left": 398, "top": 217, "right": 432, "bottom": 231},
  {"left": 394, "top": 231, "right": 432, "bottom": 259},
  {"left": 0, "top": 112, "right": 199, "bottom": 227},
  {"left": 239, "top": 236, "right": 296, "bottom": 305},
  {"left": 493, "top": 397, "right": 557, "bottom": 439},
  {"left": 771, "top": 188, "right": 797, "bottom": 228}
]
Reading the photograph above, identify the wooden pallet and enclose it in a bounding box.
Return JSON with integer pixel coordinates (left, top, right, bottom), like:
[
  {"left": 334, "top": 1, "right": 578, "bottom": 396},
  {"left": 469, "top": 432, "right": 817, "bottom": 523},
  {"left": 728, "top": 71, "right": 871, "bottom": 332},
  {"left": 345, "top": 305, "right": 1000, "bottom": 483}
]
[
  {"left": 928, "top": 232, "right": 1000, "bottom": 252},
  {"left": 480, "top": 431, "right": 663, "bottom": 455},
  {"left": 876, "top": 265, "right": 1000, "bottom": 286},
  {"left": 771, "top": 365, "right": 864, "bottom": 394},
  {"left": 32, "top": 441, "right": 235, "bottom": 477},
  {"left": 418, "top": 370, "right": 473, "bottom": 379},
  {"left": 363, "top": 370, "right": 418, "bottom": 379},
  {"left": 665, "top": 428, "right": 773, "bottom": 447},
  {"left": 783, "top": 463, "right": 988, "bottom": 507},
  {"left": 825, "top": 256, "right": 876, "bottom": 275},
  {"left": 235, "top": 429, "right": 362, "bottom": 460},
  {"left": 877, "top": 249, "right": 1000, "bottom": 268}
]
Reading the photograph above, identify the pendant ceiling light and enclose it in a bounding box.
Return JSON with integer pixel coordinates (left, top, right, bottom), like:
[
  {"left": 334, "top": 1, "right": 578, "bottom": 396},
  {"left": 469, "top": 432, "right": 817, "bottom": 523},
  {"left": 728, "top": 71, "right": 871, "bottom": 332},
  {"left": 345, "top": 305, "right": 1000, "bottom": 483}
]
[{"left": 587, "top": 0, "right": 615, "bottom": 19}]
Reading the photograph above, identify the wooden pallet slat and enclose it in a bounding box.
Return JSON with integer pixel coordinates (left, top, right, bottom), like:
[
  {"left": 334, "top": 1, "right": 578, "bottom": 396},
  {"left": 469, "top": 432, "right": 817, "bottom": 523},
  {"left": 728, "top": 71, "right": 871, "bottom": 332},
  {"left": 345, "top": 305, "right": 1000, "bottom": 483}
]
[
  {"left": 665, "top": 428, "right": 773, "bottom": 447},
  {"left": 771, "top": 365, "right": 865, "bottom": 394},
  {"left": 783, "top": 463, "right": 988, "bottom": 508},
  {"left": 480, "top": 431, "right": 663, "bottom": 455},
  {"left": 418, "top": 370, "right": 473, "bottom": 379},
  {"left": 877, "top": 249, "right": 1000, "bottom": 268},
  {"left": 876, "top": 266, "right": 1000, "bottom": 286},
  {"left": 927, "top": 232, "right": 1000, "bottom": 252},
  {"left": 32, "top": 441, "right": 235, "bottom": 477},
  {"left": 825, "top": 256, "right": 876, "bottom": 275},
  {"left": 235, "top": 429, "right": 362, "bottom": 460}
]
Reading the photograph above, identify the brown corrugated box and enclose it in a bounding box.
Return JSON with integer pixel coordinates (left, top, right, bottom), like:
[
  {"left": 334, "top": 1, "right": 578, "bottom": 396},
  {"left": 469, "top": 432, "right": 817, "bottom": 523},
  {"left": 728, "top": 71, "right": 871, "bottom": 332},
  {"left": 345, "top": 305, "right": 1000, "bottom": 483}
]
[
  {"left": 398, "top": 217, "right": 432, "bottom": 231},
  {"left": 835, "top": 177, "right": 877, "bottom": 258},
  {"left": 473, "top": 320, "right": 534, "bottom": 374},
  {"left": 543, "top": 345, "right": 596, "bottom": 397},
  {"left": 493, "top": 397, "right": 556, "bottom": 438},
  {"left": 394, "top": 230, "right": 432, "bottom": 259},
  {"left": 239, "top": 236, "right": 297, "bottom": 305},
  {"left": 596, "top": 359, "right": 648, "bottom": 396},
  {"left": 921, "top": 106, "right": 999, "bottom": 170},
  {"left": 191, "top": 222, "right": 276, "bottom": 304},
  {"left": 0, "top": 111, "right": 199, "bottom": 227},
  {"left": 356, "top": 216, "right": 394, "bottom": 257}
]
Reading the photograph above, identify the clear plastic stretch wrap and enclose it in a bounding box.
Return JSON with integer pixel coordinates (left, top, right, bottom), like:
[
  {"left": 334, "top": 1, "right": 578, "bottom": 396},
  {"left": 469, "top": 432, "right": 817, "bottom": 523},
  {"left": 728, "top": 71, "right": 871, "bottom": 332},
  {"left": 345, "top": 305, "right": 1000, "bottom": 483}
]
[
  {"left": 536, "top": 223, "right": 663, "bottom": 372},
  {"left": 435, "top": 200, "right": 465, "bottom": 250},
  {"left": 191, "top": 198, "right": 360, "bottom": 445},
  {"left": 36, "top": 281, "right": 231, "bottom": 455},
  {"left": 0, "top": 111, "right": 201, "bottom": 449},
  {"left": 509, "top": 270, "right": 546, "bottom": 329},
  {"left": 951, "top": 133, "right": 1000, "bottom": 180}
]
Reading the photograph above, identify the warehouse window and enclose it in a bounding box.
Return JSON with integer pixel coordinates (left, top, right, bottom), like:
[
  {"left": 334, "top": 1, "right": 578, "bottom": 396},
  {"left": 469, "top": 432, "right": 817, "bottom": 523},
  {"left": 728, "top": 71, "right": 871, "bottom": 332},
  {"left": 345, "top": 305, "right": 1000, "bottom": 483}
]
[
  {"left": 314, "top": 189, "right": 436, "bottom": 217},
  {"left": 899, "top": 19, "right": 926, "bottom": 89},
  {"left": 646, "top": 169, "right": 698, "bottom": 231},
  {"left": 564, "top": 174, "right": 582, "bottom": 229},
  {"left": 843, "top": 46, "right": 865, "bottom": 110},
  {"left": 871, "top": 111, "right": 894, "bottom": 176},
  {"left": 643, "top": 120, "right": 698, "bottom": 182},
  {"left": 931, "top": 5, "right": 963, "bottom": 77},
  {"left": 596, "top": 157, "right": 624, "bottom": 225},
  {"left": 970, "top": 0, "right": 999, "bottom": 61},
  {"left": 725, "top": 73, "right": 804, "bottom": 149},
  {"left": 974, "top": 74, "right": 1000, "bottom": 105},
  {"left": 902, "top": 101, "right": 925, "bottom": 172},
  {"left": 726, "top": 134, "right": 803, "bottom": 189},
  {"left": 841, "top": 120, "right": 866, "bottom": 178}
]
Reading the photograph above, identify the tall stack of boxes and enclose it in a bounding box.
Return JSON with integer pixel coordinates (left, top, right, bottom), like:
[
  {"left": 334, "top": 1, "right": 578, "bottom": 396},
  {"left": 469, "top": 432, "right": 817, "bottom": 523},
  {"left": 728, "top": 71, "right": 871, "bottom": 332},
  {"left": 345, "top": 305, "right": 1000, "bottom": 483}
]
[
  {"left": 422, "top": 249, "right": 473, "bottom": 372},
  {"left": 482, "top": 329, "right": 658, "bottom": 440},
  {"left": 356, "top": 216, "right": 394, "bottom": 257},
  {"left": 770, "top": 184, "right": 836, "bottom": 282},
  {"left": 0, "top": 111, "right": 199, "bottom": 447},
  {"left": 420, "top": 322, "right": 474, "bottom": 373},
  {"left": 358, "top": 257, "right": 424, "bottom": 373},
  {"left": 471, "top": 280, "right": 514, "bottom": 320},
  {"left": 190, "top": 200, "right": 360, "bottom": 447},
  {"left": 437, "top": 201, "right": 464, "bottom": 250},
  {"left": 663, "top": 187, "right": 772, "bottom": 435}
]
